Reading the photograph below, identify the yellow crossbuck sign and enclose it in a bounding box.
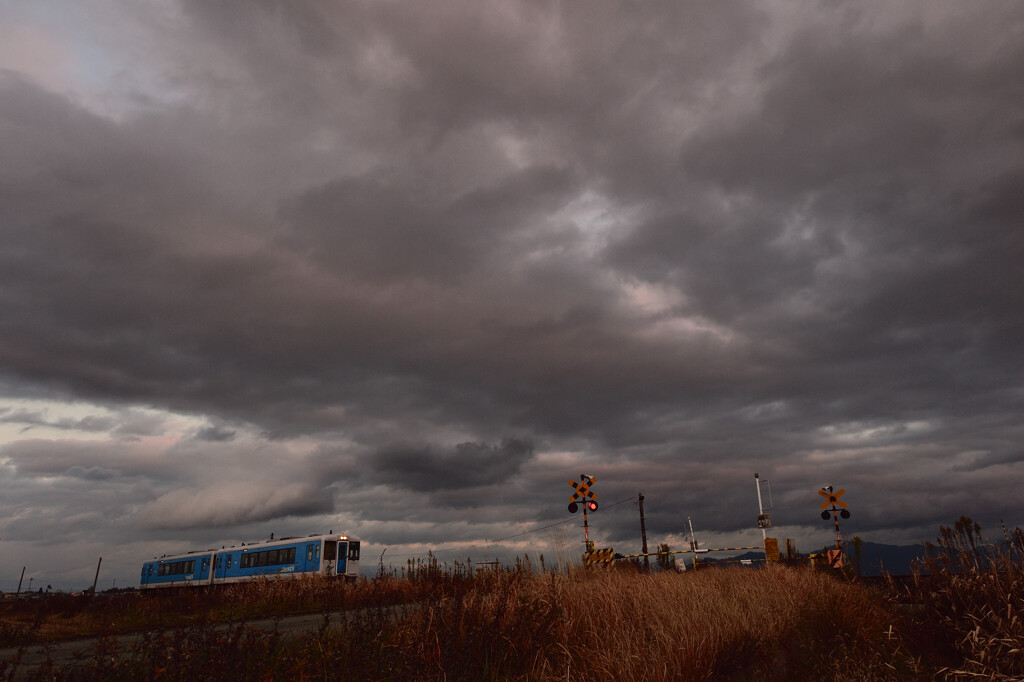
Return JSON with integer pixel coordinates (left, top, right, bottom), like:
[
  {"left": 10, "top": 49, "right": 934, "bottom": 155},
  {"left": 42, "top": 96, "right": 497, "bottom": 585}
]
[
  {"left": 819, "top": 488, "right": 847, "bottom": 509},
  {"left": 569, "top": 476, "right": 597, "bottom": 503}
]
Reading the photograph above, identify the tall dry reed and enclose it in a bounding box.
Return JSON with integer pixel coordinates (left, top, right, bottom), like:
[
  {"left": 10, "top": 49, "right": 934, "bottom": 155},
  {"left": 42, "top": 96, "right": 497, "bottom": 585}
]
[
  {"left": 911, "top": 516, "right": 1024, "bottom": 680},
  {"left": 383, "top": 564, "right": 920, "bottom": 680},
  {"left": 3, "top": 556, "right": 972, "bottom": 680}
]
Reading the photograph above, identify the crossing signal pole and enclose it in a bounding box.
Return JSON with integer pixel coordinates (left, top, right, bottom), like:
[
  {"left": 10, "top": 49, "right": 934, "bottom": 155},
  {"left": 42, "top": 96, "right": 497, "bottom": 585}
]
[
  {"left": 568, "top": 474, "right": 598, "bottom": 552},
  {"left": 819, "top": 485, "right": 850, "bottom": 568}
]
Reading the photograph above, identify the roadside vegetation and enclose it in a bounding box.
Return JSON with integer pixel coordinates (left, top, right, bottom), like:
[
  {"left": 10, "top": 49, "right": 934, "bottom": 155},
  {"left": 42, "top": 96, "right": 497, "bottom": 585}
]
[{"left": 1, "top": 518, "right": 1021, "bottom": 680}]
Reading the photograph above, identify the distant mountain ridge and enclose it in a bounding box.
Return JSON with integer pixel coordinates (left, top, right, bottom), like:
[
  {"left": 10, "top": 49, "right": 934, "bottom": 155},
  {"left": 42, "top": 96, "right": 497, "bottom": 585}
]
[
  {"left": 844, "top": 541, "right": 928, "bottom": 576},
  {"left": 727, "top": 541, "right": 929, "bottom": 576}
]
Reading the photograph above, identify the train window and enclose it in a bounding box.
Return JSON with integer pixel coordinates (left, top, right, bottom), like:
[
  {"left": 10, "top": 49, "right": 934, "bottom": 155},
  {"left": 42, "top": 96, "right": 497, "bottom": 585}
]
[
  {"left": 157, "top": 560, "right": 195, "bottom": 576},
  {"left": 307, "top": 546, "right": 314, "bottom": 562},
  {"left": 241, "top": 547, "right": 298, "bottom": 568},
  {"left": 348, "top": 542, "right": 360, "bottom": 561},
  {"left": 324, "top": 541, "right": 337, "bottom": 560}
]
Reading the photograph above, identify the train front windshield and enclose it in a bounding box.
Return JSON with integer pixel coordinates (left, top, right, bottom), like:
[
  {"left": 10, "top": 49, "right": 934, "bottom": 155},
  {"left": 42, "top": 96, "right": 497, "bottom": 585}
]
[{"left": 324, "top": 541, "right": 337, "bottom": 560}]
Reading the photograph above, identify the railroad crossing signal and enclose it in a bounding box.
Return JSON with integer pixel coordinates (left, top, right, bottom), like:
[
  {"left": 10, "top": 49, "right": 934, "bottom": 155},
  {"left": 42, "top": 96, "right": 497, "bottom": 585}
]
[
  {"left": 568, "top": 474, "right": 599, "bottom": 550},
  {"left": 568, "top": 475, "right": 598, "bottom": 513},
  {"left": 818, "top": 487, "right": 847, "bottom": 509},
  {"left": 819, "top": 485, "right": 851, "bottom": 556},
  {"left": 818, "top": 486, "right": 850, "bottom": 520}
]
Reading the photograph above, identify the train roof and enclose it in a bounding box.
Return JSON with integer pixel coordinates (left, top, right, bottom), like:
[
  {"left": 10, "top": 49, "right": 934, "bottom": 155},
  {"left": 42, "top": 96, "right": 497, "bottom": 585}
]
[{"left": 146, "top": 532, "right": 358, "bottom": 561}]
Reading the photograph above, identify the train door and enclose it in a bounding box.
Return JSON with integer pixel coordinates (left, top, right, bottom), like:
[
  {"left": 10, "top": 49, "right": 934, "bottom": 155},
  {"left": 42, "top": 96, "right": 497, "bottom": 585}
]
[
  {"left": 214, "top": 553, "right": 227, "bottom": 581},
  {"left": 304, "top": 543, "right": 317, "bottom": 573},
  {"left": 346, "top": 541, "right": 360, "bottom": 577},
  {"left": 336, "top": 542, "right": 348, "bottom": 575},
  {"left": 323, "top": 540, "right": 337, "bottom": 576}
]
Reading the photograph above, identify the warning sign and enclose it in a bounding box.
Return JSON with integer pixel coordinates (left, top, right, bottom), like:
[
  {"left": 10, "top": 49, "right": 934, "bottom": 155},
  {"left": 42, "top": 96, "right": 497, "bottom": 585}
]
[
  {"left": 583, "top": 547, "right": 614, "bottom": 570},
  {"left": 764, "top": 538, "right": 780, "bottom": 562}
]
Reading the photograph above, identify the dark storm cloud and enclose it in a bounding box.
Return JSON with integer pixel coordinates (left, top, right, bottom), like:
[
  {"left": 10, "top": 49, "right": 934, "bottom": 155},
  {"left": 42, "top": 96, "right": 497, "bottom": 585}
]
[
  {"left": 137, "top": 481, "right": 334, "bottom": 531},
  {"left": 1, "top": 0, "right": 1024, "bottom": 588},
  {"left": 2, "top": 438, "right": 161, "bottom": 480},
  {"left": 194, "top": 424, "right": 237, "bottom": 442},
  {"left": 0, "top": 409, "right": 117, "bottom": 433},
  {"left": 64, "top": 465, "right": 121, "bottom": 481},
  {"left": 279, "top": 164, "right": 579, "bottom": 284},
  {"left": 369, "top": 438, "right": 535, "bottom": 493},
  {"left": 603, "top": 7, "right": 1024, "bottom": 441}
]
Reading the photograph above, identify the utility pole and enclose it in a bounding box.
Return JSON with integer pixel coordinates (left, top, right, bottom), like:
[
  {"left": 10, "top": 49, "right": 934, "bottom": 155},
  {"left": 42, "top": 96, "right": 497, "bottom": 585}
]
[
  {"left": 91, "top": 557, "right": 102, "bottom": 594},
  {"left": 16, "top": 567, "right": 25, "bottom": 596},
  {"left": 638, "top": 492, "right": 649, "bottom": 571}
]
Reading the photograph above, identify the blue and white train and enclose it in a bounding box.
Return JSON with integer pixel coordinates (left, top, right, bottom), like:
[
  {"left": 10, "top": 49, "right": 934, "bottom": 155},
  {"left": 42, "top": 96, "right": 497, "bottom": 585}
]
[{"left": 140, "top": 533, "right": 361, "bottom": 589}]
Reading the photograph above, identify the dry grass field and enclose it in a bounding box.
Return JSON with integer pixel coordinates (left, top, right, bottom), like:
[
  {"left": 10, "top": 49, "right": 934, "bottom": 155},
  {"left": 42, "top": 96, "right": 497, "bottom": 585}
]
[{"left": 2, "top": 518, "right": 1021, "bottom": 680}]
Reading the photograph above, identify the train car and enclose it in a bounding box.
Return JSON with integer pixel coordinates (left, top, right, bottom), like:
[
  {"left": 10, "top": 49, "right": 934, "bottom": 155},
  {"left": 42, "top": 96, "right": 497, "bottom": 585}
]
[
  {"left": 140, "top": 533, "right": 361, "bottom": 589},
  {"left": 140, "top": 550, "right": 215, "bottom": 589}
]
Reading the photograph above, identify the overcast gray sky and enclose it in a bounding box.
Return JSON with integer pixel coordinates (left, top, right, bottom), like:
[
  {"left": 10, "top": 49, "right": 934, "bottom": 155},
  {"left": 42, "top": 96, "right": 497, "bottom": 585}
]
[{"left": 2, "top": 0, "right": 1023, "bottom": 590}]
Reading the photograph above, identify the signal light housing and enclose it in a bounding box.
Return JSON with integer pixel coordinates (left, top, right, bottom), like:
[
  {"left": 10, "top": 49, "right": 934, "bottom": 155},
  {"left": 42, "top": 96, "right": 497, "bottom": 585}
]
[
  {"left": 568, "top": 502, "right": 579, "bottom": 513},
  {"left": 587, "top": 501, "right": 598, "bottom": 512},
  {"left": 839, "top": 509, "right": 851, "bottom": 519},
  {"left": 821, "top": 510, "right": 832, "bottom": 520}
]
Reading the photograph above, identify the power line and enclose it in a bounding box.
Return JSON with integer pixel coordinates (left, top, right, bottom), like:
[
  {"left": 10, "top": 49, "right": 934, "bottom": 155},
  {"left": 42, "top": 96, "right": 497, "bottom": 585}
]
[{"left": 485, "top": 517, "right": 576, "bottom": 544}]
